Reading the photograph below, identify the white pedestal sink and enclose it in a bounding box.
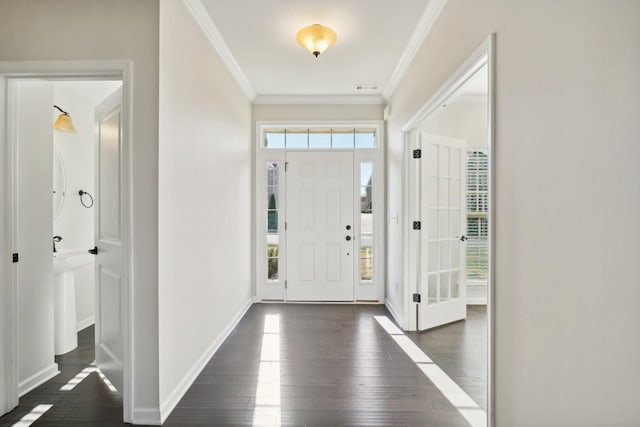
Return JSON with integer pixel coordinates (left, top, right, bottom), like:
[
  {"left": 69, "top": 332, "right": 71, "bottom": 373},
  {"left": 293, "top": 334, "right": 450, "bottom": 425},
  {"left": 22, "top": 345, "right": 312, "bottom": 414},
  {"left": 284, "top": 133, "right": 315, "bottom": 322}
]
[{"left": 53, "top": 249, "right": 94, "bottom": 355}]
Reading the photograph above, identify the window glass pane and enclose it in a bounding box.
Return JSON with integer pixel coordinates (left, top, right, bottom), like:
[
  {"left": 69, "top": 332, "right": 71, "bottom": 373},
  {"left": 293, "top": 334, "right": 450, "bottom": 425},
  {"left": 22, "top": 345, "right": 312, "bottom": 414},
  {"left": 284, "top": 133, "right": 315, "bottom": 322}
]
[
  {"left": 360, "top": 162, "right": 373, "bottom": 186},
  {"left": 466, "top": 150, "right": 489, "bottom": 280},
  {"left": 428, "top": 274, "right": 438, "bottom": 304},
  {"left": 286, "top": 130, "right": 308, "bottom": 148},
  {"left": 355, "top": 129, "right": 376, "bottom": 148},
  {"left": 309, "top": 129, "right": 331, "bottom": 148},
  {"left": 267, "top": 211, "right": 278, "bottom": 233},
  {"left": 264, "top": 130, "right": 285, "bottom": 148},
  {"left": 267, "top": 246, "right": 278, "bottom": 280},
  {"left": 267, "top": 163, "right": 279, "bottom": 186},
  {"left": 331, "top": 129, "right": 354, "bottom": 148},
  {"left": 267, "top": 187, "right": 279, "bottom": 210},
  {"left": 440, "top": 272, "right": 450, "bottom": 301},
  {"left": 451, "top": 270, "right": 460, "bottom": 299},
  {"left": 360, "top": 246, "right": 373, "bottom": 281}
]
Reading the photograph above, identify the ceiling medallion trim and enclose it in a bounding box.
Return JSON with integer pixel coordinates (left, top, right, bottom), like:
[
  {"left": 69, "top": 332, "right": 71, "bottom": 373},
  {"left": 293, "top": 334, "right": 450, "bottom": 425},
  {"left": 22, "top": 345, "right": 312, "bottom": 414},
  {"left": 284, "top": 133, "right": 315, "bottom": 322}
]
[
  {"left": 183, "top": 0, "right": 257, "bottom": 100},
  {"left": 382, "top": 0, "right": 448, "bottom": 101}
]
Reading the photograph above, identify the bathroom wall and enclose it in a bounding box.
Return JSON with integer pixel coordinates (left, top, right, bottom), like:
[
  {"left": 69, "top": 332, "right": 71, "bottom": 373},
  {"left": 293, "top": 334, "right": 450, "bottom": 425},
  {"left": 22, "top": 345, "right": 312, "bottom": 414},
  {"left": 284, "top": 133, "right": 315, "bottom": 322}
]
[
  {"left": 0, "top": 2, "right": 161, "bottom": 420},
  {"left": 52, "top": 84, "right": 96, "bottom": 331}
]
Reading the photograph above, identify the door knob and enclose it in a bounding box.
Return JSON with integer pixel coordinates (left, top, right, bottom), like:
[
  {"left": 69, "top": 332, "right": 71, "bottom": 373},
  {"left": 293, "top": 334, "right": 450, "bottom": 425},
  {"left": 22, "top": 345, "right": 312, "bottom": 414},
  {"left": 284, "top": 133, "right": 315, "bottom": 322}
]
[
  {"left": 345, "top": 236, "right": 352, "bottom": 241},
  {"left": 459, "top": 235, "right": 468, "bottom": 242}
]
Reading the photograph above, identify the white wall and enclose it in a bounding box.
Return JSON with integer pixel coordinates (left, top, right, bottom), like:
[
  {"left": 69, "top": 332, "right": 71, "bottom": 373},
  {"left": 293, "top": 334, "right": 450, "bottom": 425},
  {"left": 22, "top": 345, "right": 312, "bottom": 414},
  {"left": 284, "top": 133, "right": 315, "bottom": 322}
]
[
  {"left": 15, "top": 81, "right": 58, "bottom": 396},
  {"left": 53, "top": 85, "right": 96, "bottom": 330},
  {"left": 158, "top": 0, "right": 252, "bottom": 420},
  {"left": 0, "top": 0, "right": 160, "bottom": 421},
  {"left": 387, "top": 0, "right": 640, "bottom": 425},
  {"left": 421, "top": 102, "right": 487, "bottom": 150}
]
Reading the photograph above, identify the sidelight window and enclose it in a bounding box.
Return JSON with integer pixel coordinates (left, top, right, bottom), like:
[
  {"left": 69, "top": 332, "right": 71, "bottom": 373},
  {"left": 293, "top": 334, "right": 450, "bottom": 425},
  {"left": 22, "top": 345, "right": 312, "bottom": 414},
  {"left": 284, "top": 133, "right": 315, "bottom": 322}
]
[
  {"left": 360, "top": 162, "right": 373, "bottom": 281},
  {"left": 267, "top": 163, "right": 280, "bottom": 281}
]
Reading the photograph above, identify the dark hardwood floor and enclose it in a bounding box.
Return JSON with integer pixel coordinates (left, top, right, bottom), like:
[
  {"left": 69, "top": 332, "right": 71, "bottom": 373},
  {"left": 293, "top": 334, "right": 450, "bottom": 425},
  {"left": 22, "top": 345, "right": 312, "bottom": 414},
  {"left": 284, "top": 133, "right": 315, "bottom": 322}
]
[{"left": 0, "top": 304, "right": 487, "bottom": 426}]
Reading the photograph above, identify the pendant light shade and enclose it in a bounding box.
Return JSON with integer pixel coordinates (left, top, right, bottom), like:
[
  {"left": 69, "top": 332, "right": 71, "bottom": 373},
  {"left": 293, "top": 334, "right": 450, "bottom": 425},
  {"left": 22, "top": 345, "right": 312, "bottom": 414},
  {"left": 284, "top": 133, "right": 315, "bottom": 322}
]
[
  {"left": 53, "top": 105, "right": 76, "bottom": 133},
  {"left": 296, "top": 24, "right": 337, "bottom": 57}
]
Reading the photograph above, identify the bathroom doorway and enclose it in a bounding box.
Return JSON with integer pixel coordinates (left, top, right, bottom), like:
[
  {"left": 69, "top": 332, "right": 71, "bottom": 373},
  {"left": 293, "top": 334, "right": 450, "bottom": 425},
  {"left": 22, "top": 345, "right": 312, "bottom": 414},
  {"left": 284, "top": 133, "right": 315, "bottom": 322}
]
[{"left": 0, "top": 63, "right": 134, "bottom": 422}]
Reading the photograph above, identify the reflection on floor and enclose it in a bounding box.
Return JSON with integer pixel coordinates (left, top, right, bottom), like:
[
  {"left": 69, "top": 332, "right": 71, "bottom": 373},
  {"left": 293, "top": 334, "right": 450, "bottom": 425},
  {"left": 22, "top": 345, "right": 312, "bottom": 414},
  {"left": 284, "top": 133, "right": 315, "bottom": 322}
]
[
  {"left": 0, "top": 305, "right": 487, "bottom": 426},
  {"left": 0, "top": 326, "right": 123, "bottom": 427}
]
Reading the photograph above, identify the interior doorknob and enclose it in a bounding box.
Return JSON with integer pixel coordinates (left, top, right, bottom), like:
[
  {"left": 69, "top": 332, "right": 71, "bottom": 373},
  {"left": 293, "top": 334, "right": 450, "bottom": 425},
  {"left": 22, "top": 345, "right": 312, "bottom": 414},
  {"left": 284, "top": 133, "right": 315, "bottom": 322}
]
[{"left": 459, "top": 235, "right": 468, "bottom": 242}]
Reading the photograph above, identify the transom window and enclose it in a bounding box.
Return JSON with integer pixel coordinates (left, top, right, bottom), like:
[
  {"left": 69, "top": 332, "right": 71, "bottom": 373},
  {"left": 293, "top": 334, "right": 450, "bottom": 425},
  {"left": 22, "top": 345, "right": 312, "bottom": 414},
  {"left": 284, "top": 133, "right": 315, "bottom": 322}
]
[{"left": 263, "top": 127, "right": 377, "bottom": 149}]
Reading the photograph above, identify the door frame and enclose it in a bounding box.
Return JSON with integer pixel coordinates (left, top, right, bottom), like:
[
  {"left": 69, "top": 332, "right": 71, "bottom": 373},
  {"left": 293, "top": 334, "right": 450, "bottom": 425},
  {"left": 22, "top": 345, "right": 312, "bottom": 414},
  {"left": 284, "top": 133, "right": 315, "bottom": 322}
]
[
  {"left": 400, "top": 34, "right": 495, "bottom": 425},
  {"left": 254, "top": 120, "right": 385, "bottom": 303},
  {"left": 0, "top": 61, "right": 134, "bottom": 422}
]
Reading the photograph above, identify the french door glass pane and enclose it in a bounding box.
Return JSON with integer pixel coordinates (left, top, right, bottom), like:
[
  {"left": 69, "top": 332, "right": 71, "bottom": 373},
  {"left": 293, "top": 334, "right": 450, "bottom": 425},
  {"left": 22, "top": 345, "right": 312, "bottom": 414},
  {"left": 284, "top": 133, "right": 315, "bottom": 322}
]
[
  {"left": 440, "top": 272, "right": 450, "bottom": 301},
  {"left": 428, "top": 274, "right": 438, "bottom": 304}
]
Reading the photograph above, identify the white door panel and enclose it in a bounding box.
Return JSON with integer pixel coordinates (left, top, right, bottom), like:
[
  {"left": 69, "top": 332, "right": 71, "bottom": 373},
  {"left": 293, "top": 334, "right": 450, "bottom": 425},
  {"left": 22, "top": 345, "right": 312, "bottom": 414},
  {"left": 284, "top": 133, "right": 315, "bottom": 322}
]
[
  {"left": 94, "top": 88, "right": 124, "bottom": 393},
  {"left": 286, "top": 152, "right": 354, "bottom": 301},
  {"left": 419, "top": 133, "right": 467, "bottom": 330}
]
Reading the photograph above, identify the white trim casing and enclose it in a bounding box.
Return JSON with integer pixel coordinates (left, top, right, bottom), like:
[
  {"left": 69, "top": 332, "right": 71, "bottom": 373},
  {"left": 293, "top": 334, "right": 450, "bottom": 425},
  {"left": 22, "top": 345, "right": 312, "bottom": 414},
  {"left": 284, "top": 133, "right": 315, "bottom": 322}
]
[
  {"left": 0, "top": 60, "right": 136, "bottom": 423},
  {"left": 76, "top": 316, "right": 96, "bottom": 332},
  {"left": 160, "top": 298, "right": 253, "bottom": 423},
  {"left": 18, "top": 364, "right": 59, "bottom": 397},
  {"left": 399, "top": 35, "right": 496, "bottom": 425},
  {"left": 182, "top": 0, "right": 256, "bottom": 101},
  {"left": 253, "top": 95, "right": 386, "bottom": 105},
  {"left": 382, "top": 0, "right": 449, "bottom": 101},
  {"left": 255, "top": 121, "right": 385, "bottom": 304}
]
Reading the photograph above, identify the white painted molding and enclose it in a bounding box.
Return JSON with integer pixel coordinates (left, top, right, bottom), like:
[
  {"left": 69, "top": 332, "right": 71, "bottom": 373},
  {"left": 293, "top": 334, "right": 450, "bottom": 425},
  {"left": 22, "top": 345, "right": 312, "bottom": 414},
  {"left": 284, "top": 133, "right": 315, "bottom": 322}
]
[
  {"left": 382, "top": 0, "right": 448, "bottom": 101},
  {"left": 131, "top": 407, "right": 162, "bottom": 426},
  {"left": 159, "top": 298, "right": 254, "bottom": 423},
  {"left": 450, "top": 94, "right": 487, "bottom": 104},
  {"left": 18, "top": 364, "right": 59, "bottom": 397},
  {"left": 385, "top": 299, "right": 405, "bottom": 330},
  {"left": 182, "top": 0, "right": 257, "bottom": 101},
  {"left": 76, "top": 316, "right": 95, "bottom": 332},
  {"left": 253, "top": 94, "right": 386, "bottom": 105}
]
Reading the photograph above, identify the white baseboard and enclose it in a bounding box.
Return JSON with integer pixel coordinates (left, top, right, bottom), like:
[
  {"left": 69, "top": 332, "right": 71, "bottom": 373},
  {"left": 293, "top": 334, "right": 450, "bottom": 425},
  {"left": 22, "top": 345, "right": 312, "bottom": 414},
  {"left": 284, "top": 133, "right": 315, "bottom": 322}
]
[
  {"left": 76, "top": 315, "right": 95, "bottom": 332},
  {"left": 159, "top": 298, "right": 254, "bottom": 423},
  {"left": 18, "top": 363, "right": 59, "bottom": 396},
  {"left": 131, "top": 407, "right": 162, "bottom": 425},
  {"left": 385, "top": 298, "right": 404, "bottom": 329}
]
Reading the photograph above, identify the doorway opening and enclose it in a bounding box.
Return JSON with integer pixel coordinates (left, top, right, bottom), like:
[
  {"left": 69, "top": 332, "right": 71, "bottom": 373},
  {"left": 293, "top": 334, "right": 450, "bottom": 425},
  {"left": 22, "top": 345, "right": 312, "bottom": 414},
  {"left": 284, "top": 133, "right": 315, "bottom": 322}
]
[
  {"left": 255, "top": 121, "right": 385, "bottom": 303},
  {"left": 0, "top": 63, "right": 133, "bottom": 423},
  {"left": 402, "top": 35, "right": 495, "bottom": 426}
]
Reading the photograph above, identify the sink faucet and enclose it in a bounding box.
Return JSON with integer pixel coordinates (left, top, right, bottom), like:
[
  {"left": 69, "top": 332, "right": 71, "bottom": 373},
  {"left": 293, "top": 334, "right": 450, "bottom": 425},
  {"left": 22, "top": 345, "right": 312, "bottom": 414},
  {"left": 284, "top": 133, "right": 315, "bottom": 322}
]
[{"left": 53, "top": 236, "right": 62, "bottom": 253}]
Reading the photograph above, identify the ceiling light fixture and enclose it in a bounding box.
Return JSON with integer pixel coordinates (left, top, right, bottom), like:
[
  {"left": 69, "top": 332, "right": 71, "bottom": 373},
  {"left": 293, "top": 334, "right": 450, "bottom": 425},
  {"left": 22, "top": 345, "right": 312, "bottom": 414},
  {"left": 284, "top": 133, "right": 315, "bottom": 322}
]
[
  {"left": 296, "top": 24, "right": 337, "bottom": 58},
  {"left": 53, "top": 105, "right": 76, "bottom": 133}
]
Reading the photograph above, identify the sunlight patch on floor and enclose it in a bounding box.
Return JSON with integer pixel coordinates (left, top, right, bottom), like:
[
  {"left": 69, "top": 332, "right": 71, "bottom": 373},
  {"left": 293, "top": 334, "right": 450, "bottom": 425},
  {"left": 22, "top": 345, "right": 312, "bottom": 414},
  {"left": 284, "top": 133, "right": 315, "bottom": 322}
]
[
  {"left": 374, "top": 315, "right": 487, "bottom": 427},
  {"left": 11, "top": 404, "right": 53, "bottom": 427},
  {"left": 252, "top": 314, "right": 281, "bottom": 426}
]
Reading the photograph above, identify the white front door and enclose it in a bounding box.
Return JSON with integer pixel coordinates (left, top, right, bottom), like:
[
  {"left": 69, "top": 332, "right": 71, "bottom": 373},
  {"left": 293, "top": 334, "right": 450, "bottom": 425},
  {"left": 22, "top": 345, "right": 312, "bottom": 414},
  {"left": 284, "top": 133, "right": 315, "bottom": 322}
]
[
  {"left": 94, "top": 87, "right": 124, "bottom": 392},
  {"left": 419, "top": 133, "right": 467, "bottom": 330},
  {"left": 286, "top": 151, "right": 354, "bottom": 301}
]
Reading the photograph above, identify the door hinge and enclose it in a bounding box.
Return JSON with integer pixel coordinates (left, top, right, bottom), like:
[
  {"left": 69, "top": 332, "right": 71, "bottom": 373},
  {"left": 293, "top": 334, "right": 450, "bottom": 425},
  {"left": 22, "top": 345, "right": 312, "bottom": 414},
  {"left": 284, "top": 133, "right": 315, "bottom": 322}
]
[
  {"left": 285, "top": 162, "right": 289, "bottom": 171},
  {"left": 12, "top": 253, "right": 18, "bottom": 263},
  {"left": 285, "top": 280, "right": 287, "bottom": 289},
  {"left": 413, "top": 149, "right": 422, "bottom": 159},
  {"left": 285, "top": 221, "right": 287, "bottom": 230},
  {"left": 413, "top": 221, "right": 421, "bottom": 230},
  {"left": 413, "top": 293, "right": 421, "bottom": 303}
]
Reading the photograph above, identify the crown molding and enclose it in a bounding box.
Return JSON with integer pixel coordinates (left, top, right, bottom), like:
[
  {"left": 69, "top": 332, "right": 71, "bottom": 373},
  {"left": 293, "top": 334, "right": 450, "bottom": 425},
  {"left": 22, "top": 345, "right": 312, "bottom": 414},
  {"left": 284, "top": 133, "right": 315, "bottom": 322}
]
[
  {"left": 182, "top": 0, "right": 257, "bottom": 101},
  {"left": 252, "top": 95, "right": 386, "bottom": 105},
  {"left": 382, "top": 0, "right": 448, "bottom": 101}
]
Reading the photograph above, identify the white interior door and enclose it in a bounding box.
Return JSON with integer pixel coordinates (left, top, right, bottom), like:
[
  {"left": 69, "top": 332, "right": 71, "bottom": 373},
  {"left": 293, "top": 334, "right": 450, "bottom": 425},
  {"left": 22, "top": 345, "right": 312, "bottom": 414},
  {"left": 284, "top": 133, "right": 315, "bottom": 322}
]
[
  {"left": 419, "top": 133, "right": 467, "bottom": 330},
  {"left": 94, "top": 87, "right": 124, "bottom": 392},
  {"left": 286, "top": 151, "right": 354, "bottom": 301}
]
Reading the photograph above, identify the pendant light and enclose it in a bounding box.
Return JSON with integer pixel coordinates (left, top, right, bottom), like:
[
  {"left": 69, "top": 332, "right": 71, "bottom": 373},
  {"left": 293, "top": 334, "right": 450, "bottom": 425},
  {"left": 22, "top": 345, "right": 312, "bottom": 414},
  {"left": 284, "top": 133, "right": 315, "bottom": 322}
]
[
  {"left": 53, "top": 105, "right": 76, "bottom": 133},
  {"left": 296, "top": 24, "right": 337, "bottom": 58}
]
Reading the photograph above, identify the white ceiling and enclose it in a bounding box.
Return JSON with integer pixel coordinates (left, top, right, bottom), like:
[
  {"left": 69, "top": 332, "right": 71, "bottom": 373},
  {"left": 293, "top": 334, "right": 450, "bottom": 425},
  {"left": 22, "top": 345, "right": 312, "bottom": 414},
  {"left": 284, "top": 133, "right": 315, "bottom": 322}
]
[
  {"left": 53, "top": 80, "right": 122, "bottom": 106},
  {"left": 200, "top": 0, "right": 432, "bottom": 99}
]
